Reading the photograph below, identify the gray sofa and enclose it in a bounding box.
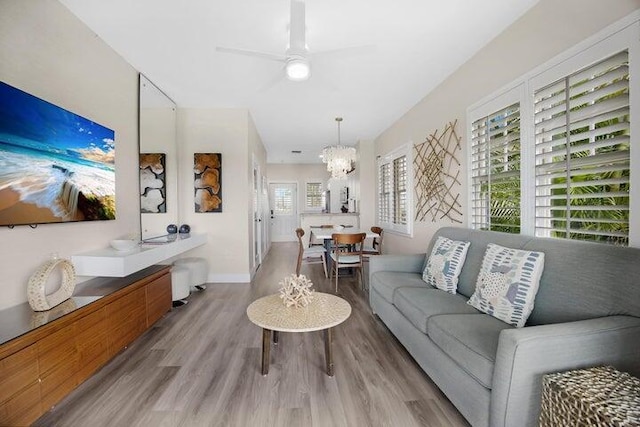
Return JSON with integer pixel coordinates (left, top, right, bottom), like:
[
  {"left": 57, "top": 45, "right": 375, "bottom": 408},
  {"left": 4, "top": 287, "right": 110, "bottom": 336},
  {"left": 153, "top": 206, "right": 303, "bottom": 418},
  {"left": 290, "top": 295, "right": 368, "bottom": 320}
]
[{"left": 369, "top": 227, "right": 640, "bottom": 427}]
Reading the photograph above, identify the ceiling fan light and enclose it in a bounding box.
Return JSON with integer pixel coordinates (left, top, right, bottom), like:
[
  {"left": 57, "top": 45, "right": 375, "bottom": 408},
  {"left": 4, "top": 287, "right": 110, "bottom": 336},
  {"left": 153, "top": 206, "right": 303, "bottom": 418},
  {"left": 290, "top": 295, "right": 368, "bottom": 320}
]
[{"left": 286, "top": 58, "right": 310, "bottom": 81}]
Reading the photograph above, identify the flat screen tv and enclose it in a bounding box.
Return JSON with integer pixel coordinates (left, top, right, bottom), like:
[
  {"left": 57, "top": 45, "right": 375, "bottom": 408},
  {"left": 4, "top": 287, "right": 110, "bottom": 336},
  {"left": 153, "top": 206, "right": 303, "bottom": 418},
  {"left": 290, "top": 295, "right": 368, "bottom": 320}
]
[{"left": 0, "top": 81, "right": 115, "bottom": 227}]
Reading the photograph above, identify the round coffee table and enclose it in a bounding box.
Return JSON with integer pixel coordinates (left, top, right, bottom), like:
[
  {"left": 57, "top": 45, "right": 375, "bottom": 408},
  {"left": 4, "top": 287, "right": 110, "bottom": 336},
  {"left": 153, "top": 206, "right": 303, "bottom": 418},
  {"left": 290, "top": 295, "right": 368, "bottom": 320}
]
[{"left": 246, "top": 292, "right": 351, "bottom": 376}]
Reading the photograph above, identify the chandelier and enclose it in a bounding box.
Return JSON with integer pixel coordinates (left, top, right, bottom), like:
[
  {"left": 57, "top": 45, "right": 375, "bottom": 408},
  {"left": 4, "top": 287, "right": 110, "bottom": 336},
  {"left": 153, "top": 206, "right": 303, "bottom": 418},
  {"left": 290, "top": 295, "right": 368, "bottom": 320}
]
[{"left": 321, "top": 117, "right": 356, "bottom": 179}]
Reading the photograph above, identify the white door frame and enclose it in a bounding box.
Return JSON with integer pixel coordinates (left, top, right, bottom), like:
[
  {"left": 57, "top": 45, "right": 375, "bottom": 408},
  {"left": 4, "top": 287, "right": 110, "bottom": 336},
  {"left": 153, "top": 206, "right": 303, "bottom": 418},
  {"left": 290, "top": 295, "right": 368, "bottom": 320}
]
[
  {"left": 261, "top": 175, "right": 270, "bottom": 255},
  {"left": 252, "top": 156, "right": 263, "bottom": 272}
]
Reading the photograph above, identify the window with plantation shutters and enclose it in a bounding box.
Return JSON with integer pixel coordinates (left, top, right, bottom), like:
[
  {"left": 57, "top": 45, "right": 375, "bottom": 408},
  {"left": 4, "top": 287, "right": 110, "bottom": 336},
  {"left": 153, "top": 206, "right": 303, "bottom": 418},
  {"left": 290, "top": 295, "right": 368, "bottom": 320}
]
[
  {"left": 471, "top": 103, "right": 521, "bottom": 233},
  {"left": 467, "top": 18, "right": 638, "bottom": 246},
  {"left": 378, "top": 144, "right": 413, "bottom": 235},
  {"left": 378, "top": 162, "right": 391, "bottom": 223},
  {"left": 305, "top": 182, "right": 323, "bottom": 210},
  {"left": 394, "top": 156, "right": 407, "bottom": 225},
  {"left": 273, "top": 187, "right": 293, "bottom": 214},
  {"left": 533, "top": 51, "right": 630, "bottom": 245}
]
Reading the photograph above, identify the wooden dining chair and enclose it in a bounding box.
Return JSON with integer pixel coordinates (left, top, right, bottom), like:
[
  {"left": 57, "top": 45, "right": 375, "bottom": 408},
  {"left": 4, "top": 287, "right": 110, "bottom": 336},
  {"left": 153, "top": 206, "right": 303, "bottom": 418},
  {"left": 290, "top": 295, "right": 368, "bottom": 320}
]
[
  {"left": 296, "top": 228, "right": 328, "bottom": 278},
  {"left": 329, "top": 232, "right": 366, "bottom": 292},
  {"left": 363, "top": 226, "right": 384, "bottom": 256},
  {"left": 308, "top": 224, "right": 334, "bottom": 247}
]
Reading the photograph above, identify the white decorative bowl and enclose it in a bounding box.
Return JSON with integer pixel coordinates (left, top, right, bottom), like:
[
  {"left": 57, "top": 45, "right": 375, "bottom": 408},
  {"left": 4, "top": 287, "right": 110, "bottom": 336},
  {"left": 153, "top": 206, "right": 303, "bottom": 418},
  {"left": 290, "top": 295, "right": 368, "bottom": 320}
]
[{"left": 110, "top": 239, "right": 138, "bottom": 251}]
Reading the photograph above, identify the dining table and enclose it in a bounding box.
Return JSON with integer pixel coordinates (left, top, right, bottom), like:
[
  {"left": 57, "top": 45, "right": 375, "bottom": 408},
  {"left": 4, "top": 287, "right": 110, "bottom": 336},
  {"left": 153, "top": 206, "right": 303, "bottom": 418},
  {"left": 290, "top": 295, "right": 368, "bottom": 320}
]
[{"left": 309, "top": 226, "right": 378, "bottom": 271}]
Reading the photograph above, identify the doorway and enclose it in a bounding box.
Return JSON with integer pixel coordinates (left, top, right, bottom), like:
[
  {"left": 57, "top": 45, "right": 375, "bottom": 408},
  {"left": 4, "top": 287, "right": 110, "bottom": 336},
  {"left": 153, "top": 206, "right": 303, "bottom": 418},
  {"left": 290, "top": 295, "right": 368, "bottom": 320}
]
[{"left": 269, "top": 182, "right": 297, "bottom": 242}]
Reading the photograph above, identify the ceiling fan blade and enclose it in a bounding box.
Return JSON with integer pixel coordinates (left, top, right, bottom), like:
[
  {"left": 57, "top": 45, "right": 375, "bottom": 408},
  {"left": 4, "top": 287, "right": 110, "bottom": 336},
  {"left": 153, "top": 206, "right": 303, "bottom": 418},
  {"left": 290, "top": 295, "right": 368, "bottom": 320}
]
[
  {"left": 288, "top": 0, "right": 306, "bottom": 55},
  {"left": 216, "top": 46, "right": 286, "bottom": 63}
]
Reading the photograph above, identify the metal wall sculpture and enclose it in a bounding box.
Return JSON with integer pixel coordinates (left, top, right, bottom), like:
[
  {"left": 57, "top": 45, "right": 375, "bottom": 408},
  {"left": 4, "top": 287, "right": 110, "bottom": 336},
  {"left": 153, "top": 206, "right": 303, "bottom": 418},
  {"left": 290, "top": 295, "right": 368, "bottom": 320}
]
[
  {"left": 414, "top": 119, "right": 462, "bottom": 223},
  {"left": 194, "top": 153, "right": 222, "bottom": 212}
]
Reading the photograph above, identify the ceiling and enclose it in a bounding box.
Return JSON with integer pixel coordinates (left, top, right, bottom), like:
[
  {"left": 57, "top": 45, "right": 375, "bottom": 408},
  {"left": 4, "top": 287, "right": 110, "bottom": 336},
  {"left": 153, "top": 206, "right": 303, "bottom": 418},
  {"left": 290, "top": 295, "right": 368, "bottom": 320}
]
[{"left": 59, "top": 0, "right": 539, "bottom": 164}]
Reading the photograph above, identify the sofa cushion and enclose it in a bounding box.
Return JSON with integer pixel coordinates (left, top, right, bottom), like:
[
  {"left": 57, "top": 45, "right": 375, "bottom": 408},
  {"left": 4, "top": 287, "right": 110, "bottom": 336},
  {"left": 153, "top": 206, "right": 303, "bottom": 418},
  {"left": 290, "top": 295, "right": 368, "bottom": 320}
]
[
  {"left": 429, "top": 228, "right": 532, "bottom": 299},
  {"left": 370, "top": 271, "right": 430, "bottom": 304},
  {"left": 393, "top": 288, "right": 479, "bottom": 334},
  {"left": 468, "top": 243, "right": 545, "bottom": 328},
  {"left": 428, "top": 314, "right": 513, "bottom": 388},
  {"left": 422, "top": 236, "right": 471, "bottom": 294},
  {"left": 432, "top": 227, "right": 640, "bottom": 324}
]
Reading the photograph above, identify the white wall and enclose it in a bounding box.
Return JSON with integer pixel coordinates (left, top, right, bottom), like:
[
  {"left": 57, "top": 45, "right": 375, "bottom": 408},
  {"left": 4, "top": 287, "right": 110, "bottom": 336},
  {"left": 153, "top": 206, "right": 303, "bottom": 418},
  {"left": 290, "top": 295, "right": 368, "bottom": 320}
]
[
  {"left": 0, "top": 0, "right": 139, "bottom": 310},
  {"left": 177, "top": 108, "right": 260, "bottom": 283},
  {"left": 356, "top": 139, "right": 376, "bottom": 232},
  {"left": 375, "top": 0, "right": 640, "bottom": 255}
]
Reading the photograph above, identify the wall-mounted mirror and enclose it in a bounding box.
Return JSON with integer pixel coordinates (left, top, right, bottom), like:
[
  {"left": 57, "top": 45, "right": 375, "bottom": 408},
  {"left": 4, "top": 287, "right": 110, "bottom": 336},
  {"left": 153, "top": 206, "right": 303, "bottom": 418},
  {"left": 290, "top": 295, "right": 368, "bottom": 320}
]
[{"left": 139, "top": 74, "right": 178, "bottom": 240}]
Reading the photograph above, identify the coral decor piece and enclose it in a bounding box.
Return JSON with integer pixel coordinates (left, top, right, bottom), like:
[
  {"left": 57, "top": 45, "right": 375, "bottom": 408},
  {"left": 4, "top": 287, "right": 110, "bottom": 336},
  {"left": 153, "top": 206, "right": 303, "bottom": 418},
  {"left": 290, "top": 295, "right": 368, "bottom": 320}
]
[
  {"left": 414, "top": 119, "right": 463, "bottom": 223},
  {"left": 27, "top": 255, "right": 76, "bottom": 312},
  {"left": 279, "top": 274, "right": 315, "bottom": 308}
]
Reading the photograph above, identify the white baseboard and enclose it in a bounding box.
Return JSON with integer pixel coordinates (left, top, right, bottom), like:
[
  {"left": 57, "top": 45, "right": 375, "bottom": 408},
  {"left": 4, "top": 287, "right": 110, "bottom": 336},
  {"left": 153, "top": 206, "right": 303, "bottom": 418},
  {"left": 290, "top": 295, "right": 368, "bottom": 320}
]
[{"left": 207, "top": 273, "right": 251, "bottom": 283}]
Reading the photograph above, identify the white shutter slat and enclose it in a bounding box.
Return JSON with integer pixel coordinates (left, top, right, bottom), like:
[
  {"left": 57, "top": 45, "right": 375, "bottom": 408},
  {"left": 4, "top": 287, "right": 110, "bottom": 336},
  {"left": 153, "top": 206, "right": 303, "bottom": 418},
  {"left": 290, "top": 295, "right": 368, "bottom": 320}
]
[
  {"left": 536, "top": 205, "right": 629, "bottom": 212},
  {"left": 534, "top": 95, "right": 629, "bottom": 133},
  {"left": 569, "top": 51, "right": 628, "bottom": 83},
  {"left": 536, "top": 177, "right": 628, "bottom": 191},
  {"left": 535, "top": 216, "right": 628, "bottom": 225},
  {"left": 543, "top": 191, "right": 629, "bottom": 201},
  {"left": 561, "top": 74, "right": 628, "bottom": 113},
  {"left": 535, "top": 123, "right": 629, "bottom": 153},
  {"left": 534, "top": 91, "right": 566, "bottom": 113},
  {"left": 569, "top": 94, "right": 629, "bottom": 123},
  {"left": 535, "top": 135, "right": 630, "bottom": 163},
  {"left": 536, "top": 153, "right": 629, "bottom": 174},
  {"left": 535, "top": 226, "right": 627, "bottom": 239},
  {"left": 534, "top": 79, "right": 566, "bottom": 102},
  {"left": 534, "top": 89, "right": 567, "bottom": 119},
  {"left": 535, "top": 164, "right": 629, "bottom": 181}
]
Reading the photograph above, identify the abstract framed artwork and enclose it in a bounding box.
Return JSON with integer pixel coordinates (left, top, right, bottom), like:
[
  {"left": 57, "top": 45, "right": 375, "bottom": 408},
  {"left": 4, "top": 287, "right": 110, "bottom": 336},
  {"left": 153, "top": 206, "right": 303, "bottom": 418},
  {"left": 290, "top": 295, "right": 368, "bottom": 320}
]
[
  {"left": 140, "top": 153, "right": 166, "bottom": 213},
  {"left": 194, "top": 153, "right": 222, "bottom": 212}
]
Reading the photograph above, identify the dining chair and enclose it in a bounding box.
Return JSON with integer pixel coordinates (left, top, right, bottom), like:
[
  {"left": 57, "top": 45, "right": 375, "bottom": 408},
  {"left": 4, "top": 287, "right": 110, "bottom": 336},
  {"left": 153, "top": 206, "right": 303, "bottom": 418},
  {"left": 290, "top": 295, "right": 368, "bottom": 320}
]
[
  {"left": 361, "top": 227, "right": 383, "bottom": 292},
  {"left": 296, "top": 228, "right": 328, "bottom": 278},
  {"left": 329, "top": 232, "right": 366, "bottom": 292},
  {"left": 308, "top": 224, "right": 334, "bottom": 247},
  {"left": 363, "top": 226, "right": 384, "bottom": 255}
]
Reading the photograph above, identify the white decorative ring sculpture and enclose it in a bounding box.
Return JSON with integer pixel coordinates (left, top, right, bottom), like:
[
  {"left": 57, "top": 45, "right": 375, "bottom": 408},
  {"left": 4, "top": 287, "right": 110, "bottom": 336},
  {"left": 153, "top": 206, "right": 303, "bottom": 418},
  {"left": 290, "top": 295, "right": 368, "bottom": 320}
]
[{"left": 27, "top": 258, "right": 76, "bottom": 312}]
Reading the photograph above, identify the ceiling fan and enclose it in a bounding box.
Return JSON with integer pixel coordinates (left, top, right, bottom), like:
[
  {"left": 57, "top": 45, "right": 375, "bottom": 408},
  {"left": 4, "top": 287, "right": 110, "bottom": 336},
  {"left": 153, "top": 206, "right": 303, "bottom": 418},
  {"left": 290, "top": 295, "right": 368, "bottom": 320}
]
[{"left": 216, "top": 0, "right": 312, "bottom": 82}]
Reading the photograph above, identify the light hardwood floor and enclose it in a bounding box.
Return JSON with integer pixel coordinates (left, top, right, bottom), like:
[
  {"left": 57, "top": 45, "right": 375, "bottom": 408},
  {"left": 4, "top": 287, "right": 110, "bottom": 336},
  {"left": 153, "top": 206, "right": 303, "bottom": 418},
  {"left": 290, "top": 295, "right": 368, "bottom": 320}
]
[{"left": 35, "top": 243, "right": 469, "bottom": 427}]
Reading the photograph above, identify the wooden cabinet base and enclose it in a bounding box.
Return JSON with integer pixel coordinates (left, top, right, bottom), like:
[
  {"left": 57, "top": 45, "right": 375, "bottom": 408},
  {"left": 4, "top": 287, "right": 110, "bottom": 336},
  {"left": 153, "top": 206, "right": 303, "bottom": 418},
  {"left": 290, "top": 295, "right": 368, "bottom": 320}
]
[{"left": 0, "top": 266, "right": 171, "bottom": 426}]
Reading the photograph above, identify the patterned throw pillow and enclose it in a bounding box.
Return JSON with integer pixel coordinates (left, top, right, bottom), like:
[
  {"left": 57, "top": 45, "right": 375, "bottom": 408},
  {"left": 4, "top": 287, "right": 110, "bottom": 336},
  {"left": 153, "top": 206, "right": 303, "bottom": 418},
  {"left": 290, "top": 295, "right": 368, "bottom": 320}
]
[
  {"left": 468, "top": 243, "right": 545, "bottom": 328},
  {"left": 422, "top": 236, "right": 471, "bottom": 294}
]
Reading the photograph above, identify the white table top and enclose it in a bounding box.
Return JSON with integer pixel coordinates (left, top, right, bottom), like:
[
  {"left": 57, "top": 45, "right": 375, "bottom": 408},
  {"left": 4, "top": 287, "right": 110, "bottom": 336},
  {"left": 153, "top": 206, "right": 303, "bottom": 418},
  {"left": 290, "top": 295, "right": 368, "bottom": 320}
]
[
  {"left": 310, "top": 228, "right": 377, "bottom": 240},
  {"left": 246, "top": 292, "right": 351, "bottom": 333}
]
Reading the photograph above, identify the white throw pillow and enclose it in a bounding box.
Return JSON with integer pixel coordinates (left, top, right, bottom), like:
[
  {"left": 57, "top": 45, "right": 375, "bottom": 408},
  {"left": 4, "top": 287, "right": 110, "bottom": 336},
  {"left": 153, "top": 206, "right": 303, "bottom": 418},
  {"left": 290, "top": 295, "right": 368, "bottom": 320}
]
[
  {"left": 422, "top": 236, "right": 471, "bottom": 294},
  {"left": 468, "top": 243, "right": 545, "bottom": 328}
]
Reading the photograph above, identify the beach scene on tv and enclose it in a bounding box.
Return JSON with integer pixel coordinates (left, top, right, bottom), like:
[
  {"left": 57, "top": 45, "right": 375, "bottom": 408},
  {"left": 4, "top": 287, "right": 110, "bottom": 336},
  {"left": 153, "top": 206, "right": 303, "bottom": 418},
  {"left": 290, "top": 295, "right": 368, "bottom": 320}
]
[{"left": 0, "top": 81, "right": 116, "bottom": 226}]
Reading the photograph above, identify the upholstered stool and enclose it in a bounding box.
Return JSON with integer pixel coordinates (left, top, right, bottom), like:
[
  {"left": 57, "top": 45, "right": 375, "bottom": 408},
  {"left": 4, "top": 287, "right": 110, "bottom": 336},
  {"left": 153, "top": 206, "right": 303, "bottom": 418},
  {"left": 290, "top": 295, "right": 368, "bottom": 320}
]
[
  {"left": 174, "top": 257, "right": 208, "bottom": 291},
  {"left": 171, "top": 266, "right": 190, "bottom": 307}
]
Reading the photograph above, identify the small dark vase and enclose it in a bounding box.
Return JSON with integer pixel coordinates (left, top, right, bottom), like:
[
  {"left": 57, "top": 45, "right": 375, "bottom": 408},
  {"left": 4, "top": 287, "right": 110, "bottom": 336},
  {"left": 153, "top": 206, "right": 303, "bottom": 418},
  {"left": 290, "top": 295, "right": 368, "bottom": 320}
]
[
  {"left": 179, "top": 224, "right": 191, "bottom": 234},
  {"left": 167, "top": 224, "right": 178, "bottom": 234}
]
